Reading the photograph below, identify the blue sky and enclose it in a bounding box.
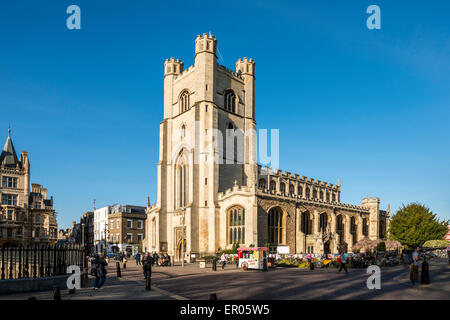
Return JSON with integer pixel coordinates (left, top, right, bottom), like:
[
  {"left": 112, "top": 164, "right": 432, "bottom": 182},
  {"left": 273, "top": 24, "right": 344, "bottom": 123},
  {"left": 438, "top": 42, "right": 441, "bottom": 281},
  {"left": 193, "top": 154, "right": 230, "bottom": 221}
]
[{"left": 1, "top": 1, "right": 449, "bottom": 229}]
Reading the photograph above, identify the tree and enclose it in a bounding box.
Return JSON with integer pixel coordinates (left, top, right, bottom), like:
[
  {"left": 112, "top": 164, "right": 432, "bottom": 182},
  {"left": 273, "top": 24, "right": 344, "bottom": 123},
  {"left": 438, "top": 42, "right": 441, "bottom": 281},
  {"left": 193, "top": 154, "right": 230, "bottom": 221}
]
[{"left": 389, "top": 203, "right": 448, "bottom": 249}]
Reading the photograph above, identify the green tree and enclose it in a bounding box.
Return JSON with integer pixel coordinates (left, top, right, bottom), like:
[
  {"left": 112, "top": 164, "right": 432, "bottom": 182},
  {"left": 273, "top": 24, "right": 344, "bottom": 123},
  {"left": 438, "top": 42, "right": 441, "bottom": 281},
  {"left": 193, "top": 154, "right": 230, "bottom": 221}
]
[{"left": 389, "top": 203, "right": 448, "bottom": 249}]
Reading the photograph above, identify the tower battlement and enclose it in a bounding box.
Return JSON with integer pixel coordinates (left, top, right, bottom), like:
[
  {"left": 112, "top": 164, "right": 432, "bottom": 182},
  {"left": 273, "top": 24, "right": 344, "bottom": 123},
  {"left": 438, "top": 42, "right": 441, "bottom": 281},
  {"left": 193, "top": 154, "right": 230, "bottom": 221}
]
[
  {"left": 195, "top": 33, "right": 217, "bottom": 57},
  {"left": 164, "top": 57, "right": 184, "bottom": 76},
  {"left": 236, "top": 57, "right": 255, "bottom": 76}
]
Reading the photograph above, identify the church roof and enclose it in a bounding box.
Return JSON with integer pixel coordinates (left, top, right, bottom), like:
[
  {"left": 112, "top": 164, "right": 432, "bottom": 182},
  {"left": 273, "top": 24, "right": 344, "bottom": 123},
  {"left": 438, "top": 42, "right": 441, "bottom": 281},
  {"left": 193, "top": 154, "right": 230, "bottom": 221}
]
[{"left": 0, "top": 128, "right": 20, "bottom": 167}]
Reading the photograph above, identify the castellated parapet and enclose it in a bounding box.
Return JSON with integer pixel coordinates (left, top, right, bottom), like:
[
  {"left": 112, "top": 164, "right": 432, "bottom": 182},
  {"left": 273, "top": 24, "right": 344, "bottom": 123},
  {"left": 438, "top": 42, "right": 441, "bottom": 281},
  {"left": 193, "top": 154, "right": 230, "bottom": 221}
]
[
  {"left": 195, "top": 33, "right": 217, "bottom": 57},
  {"left": 164, "top": 58, "right": 184, "bottom": 76},
  {"left": 236, "top": 57, "right": 255, "bottom": 76}
]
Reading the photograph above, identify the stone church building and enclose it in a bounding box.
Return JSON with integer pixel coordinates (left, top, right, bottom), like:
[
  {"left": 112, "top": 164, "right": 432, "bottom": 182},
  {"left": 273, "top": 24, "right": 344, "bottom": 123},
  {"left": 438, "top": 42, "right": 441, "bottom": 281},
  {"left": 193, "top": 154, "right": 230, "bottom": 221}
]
[{"left": 144, "top": 33, "right": 389, "bottom": 261}]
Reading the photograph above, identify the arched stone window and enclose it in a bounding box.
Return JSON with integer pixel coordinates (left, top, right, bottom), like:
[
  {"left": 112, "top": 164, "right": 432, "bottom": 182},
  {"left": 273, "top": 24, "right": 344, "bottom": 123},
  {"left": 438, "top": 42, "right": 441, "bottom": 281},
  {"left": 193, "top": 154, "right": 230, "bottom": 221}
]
[
  {"left": 350, "top": 216, "right": 357, "bottom": 244},
  {"left": 258, "top": 178, "right": 266, "bottom": 189},
  {"left": 224, "top": 89, "right": 236, "bottom": 113},
  {"left": 332, "top": 193, "right": 336, "bottom": 202},
  {"left": 181, "top": 124, "right": 186, "bottom": 139},
  {"left": 280, "top": 183, "right": 286, "bottom": 194},
  {"left": 152, "top": 218, "right": 156, "bottom": 247},
  {"left": 379, "top": 220, "right": 385, "bottom": 239},
  {"left": 319, "top": 191, "right": 324, "bottom": 200},
  {"left": 179, "top": 90, "right": 190, "bottom": 113},
  {"left": 363, "top": 218, "right": 369, "bottom": 236},
  {"left": 298, "top": 186, "right": 303, "bottom": 198},
  {"left": 301, "top": 211, "right": 312, "bottom": 234},
  {"left": 337, "top": 215, "right": 345, "bottom": 244},
  {"left": 268, "top": 207, "right": 286, "bottom": 245},
  {"left": 175, "top": 151, "right": 188, "bottom": 208},
  {"left": 326, "top": 191, "right": 330, "bottom": 202},
  {"left": 289, "top": 184, "right": 294, "bottom": 195},
  {"left": 270, "top": 181, "right": 276, "bottom": 193},
  {"left": 313, "top": 189, "right": 317, "bottom": 199},
  {"left": 319, "top": 213, "right": 328, "bottom": 232},
  {"left": 306, "top": 187, "right": 310, "bottom": 199},
  {"left": 228, "top": 206, "right": 245, "bottom": 245}
]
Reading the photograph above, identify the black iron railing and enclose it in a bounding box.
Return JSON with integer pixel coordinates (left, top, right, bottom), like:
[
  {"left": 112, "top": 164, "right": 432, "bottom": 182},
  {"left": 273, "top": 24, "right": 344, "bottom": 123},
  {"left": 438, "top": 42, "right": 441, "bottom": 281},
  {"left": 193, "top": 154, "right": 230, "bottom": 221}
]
[{"left": 0, "top": 244, "right": 87, "bottom": 280}]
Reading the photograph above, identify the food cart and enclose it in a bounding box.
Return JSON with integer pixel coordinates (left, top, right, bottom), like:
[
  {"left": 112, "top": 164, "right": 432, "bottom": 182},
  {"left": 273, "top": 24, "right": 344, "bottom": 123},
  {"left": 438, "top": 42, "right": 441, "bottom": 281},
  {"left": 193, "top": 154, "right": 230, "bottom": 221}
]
[{"left": 237, "top": 247, "right": 269, "bottom": 271}]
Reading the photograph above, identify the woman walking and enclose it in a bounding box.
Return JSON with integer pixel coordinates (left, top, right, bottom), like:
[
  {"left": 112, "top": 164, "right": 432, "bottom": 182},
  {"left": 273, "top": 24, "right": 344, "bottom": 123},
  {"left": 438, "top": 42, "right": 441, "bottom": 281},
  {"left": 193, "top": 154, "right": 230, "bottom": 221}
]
[
  {"left": 410, "top": 247, "right": 420, "bottom": 285},
  {"left": 91, "top": 254, "right": 108, "bottom": 290}
]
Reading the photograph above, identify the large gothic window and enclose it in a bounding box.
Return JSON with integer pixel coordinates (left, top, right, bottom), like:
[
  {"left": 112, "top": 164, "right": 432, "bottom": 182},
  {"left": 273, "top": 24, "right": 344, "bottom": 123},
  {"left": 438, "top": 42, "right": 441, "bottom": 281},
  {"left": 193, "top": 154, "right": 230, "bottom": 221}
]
[
  {"left": 176, "top": 151, "right": 188, "bottom": 208},
  {"left": 350, "top": 216, "right": 357, "bottom": 244},
  {"left": 224, "top": 89, "right": 236, "bottom": 113},
  {"left": 379, "top": 220, "right": 385, "bottom": 239},
  {"left": 319, "top": 213, "right": 328, "bottom": 232},
  {"left": 337, "top": 215, "right": 345, "bottom": 244},
  {"left": 228, "top": 206, "right": 245, "bottom": 244},
  {"left": 363, "top": 218, "right": 369, "bottom": 236},
  {"left": 268, "top": 207, "right": 286, "bottom": 245},
  {"left": 301, "top": 211, "right": 312, "bottom": 234},
  {"left": 179, "top": 90, "right": 190, "bottom": 113}
]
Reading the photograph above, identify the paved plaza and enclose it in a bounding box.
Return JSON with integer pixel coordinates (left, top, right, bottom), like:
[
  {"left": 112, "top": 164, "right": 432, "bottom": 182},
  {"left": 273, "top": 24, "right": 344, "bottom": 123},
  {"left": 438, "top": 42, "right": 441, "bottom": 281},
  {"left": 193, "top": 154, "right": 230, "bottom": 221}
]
[{"left": 1, "top": 259, "right": 448, "bottom": 300}]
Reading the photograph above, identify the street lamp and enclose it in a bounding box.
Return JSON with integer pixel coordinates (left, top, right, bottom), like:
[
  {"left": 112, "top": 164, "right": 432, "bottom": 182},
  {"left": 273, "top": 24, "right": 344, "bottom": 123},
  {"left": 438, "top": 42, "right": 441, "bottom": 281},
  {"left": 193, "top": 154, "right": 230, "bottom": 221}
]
[{"left": 181, "top": 207, "right": 186, "bottom": 267}]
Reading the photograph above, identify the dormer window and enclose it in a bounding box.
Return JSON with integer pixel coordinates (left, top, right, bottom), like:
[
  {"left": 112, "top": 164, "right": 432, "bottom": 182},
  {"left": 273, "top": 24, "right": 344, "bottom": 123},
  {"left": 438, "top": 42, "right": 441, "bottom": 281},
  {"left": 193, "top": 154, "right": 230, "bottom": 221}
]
[{"left": 224, "top": 89, "right": 236, "bottom": 113}]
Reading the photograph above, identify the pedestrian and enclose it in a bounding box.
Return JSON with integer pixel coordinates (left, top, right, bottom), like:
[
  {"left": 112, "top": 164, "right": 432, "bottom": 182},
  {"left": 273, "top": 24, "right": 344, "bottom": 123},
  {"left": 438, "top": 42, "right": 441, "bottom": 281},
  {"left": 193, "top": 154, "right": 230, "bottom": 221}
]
[
  {"left": 123, "top": 255, "right": 127, "bottom": 269},
  {"left": 220, "top": 253, "right": 226, "bottom": 269},
  {"left": 135, "top": 252, "right": 141, "bottom": 266},
  {"left": 420, "top": 255, "right": 430, "bottom": 284},
  {"left": 447, "top": 245, "right": 450, "bottom": 266},
  {"left": 91, "top": 254, "right": 108, "bottom": 290},
  {"left": 152, "top": 252, "right": 159, "bottom": 266},
  {"left": 142, "top": 252, "right": 152, "bottom": 290},
  {"left": 410, "top": 247, "right": 420, "bottom": 285},
  {"left": 338, "top": 252, "right": 348, "bottom": 273}
]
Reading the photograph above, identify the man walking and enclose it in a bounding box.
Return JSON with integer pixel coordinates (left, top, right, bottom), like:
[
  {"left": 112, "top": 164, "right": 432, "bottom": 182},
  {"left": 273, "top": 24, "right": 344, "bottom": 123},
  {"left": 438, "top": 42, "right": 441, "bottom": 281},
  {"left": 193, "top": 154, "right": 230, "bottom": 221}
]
[
  {"left": 338, "top": 252, "right": 348, "bottom": 273},
  {"left": 135, "top": 252, "right": 141, "bottom": 266},
  {"left": 220, "top": 253, "right": 227, "bottom": 269},
  {"left": 142, "top": 252, "right": 153, "bottom": 290}
]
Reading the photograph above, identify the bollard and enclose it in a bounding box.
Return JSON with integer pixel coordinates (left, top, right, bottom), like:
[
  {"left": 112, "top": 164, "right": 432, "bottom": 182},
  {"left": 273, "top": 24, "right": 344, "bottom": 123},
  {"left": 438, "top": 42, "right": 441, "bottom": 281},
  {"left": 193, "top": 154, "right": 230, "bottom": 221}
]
[
  {"left": 212, "top": 258, "right": 217, "bottom": 271},
  {"left": 116, "top": 261, "right": 121, "bottom": 277},
  {"left": 209, "top": 293, "right": 217, "bottom": 300},
  {"left": 53, "top": 286, "right": 61, "bottom": 300}
]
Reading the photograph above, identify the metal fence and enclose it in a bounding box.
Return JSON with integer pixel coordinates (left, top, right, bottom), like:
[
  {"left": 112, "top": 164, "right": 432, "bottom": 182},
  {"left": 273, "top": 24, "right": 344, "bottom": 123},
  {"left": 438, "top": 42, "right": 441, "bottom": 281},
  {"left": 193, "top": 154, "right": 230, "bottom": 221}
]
[{"left": 0, "top": 244, "right": 87, "bottom": 280}]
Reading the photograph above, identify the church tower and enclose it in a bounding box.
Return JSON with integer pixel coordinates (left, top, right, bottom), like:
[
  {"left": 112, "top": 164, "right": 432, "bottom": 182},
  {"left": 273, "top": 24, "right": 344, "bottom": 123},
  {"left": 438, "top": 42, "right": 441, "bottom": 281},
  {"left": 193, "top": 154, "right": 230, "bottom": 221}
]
[{"left": 154, "top": 33, "right": 257, "bottom": 259}]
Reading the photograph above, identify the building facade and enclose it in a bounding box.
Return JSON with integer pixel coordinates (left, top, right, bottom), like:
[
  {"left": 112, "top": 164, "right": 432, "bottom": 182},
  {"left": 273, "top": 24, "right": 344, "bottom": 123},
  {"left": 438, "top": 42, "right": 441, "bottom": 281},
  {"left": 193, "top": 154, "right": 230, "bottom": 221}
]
[
  {"left": 108, "top": 204, "right": 146, "bottom": 255},
  {"left": 0, "top": 129, "right": 58, "bottom": 246},
  {"left": 93, "top": 205, "right": 110, "bottom": 253},
  {"left": 144, "top": 34, "right": 389, "bottom": 260}
]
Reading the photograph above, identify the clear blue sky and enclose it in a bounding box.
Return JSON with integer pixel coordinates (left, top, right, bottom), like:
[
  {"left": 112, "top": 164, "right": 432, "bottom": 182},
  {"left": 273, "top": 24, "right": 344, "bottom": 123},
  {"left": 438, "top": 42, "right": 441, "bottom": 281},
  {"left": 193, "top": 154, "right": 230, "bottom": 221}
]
[{"left": 1, "top": 1, "right": 449, "bottom": 229}]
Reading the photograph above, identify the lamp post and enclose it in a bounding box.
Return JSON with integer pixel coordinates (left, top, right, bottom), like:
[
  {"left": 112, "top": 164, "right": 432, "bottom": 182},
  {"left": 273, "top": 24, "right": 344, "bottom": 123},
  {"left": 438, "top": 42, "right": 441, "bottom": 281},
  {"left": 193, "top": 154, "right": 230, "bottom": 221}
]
[{"left": 181, "top": 207, "right": 186, "bottom": 268}]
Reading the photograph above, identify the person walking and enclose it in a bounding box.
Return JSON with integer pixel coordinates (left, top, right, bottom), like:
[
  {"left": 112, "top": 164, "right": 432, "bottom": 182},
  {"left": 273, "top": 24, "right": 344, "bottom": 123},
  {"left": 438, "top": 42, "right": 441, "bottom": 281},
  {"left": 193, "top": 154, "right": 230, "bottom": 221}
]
[
  {"left": 338, "top": 252, "right": 348, "bottom": 273},
  {"left": 447, "top": 245, "right": 450, "bottom": 266},
  {"left": 142, "top": 252, "right": 153, "bottom": 290},
  {"left": 123, "top": 255, "right": 127, "bottom": 269},
  {"left": 420, "top": 255, "right": 430, "bottom": 284},
  {"left": 220, "top": 253, "right": 227, "bottom": 269},
  {"left": 91, "top": 254, "right": 108, "bottom": 290},
  {"left": 152, "top": 252, "right": 159, "bottom": 267},
  {"left": 135, "top": 252, "right": 141, "bottom": 266},
  {"left": 410, "top": 247, "right": 420, "bottom": 285}
]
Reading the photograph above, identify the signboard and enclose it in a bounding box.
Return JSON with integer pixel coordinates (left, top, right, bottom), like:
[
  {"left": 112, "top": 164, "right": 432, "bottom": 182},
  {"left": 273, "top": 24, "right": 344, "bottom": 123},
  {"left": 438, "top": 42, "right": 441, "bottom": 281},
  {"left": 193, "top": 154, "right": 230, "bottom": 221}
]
[{"left": 277, "top": 246, "right": 290, "bottom": 254}]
